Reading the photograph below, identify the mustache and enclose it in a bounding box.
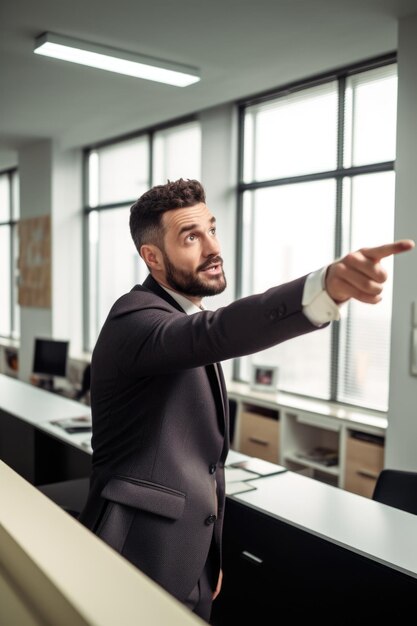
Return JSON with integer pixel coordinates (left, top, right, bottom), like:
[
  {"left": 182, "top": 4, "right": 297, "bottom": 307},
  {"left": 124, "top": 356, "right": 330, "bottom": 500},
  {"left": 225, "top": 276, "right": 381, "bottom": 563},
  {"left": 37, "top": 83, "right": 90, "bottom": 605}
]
[{"left": 197, "top": 256, "right": 223, "bottom": 272}]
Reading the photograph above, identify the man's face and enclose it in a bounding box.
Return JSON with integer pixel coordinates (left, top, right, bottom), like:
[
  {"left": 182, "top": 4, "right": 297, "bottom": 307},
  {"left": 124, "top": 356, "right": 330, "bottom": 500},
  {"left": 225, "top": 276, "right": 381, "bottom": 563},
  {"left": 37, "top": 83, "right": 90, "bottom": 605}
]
[{"left": 159, "top": 202, "right": 226, "bottom": 299}]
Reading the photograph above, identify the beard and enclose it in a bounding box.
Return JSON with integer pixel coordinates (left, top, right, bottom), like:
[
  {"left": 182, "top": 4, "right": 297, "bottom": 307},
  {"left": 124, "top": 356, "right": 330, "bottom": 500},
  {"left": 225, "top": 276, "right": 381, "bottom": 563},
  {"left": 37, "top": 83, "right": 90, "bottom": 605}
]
[{"left": 162, "top": 250, "right": 227, "bottom": 298}]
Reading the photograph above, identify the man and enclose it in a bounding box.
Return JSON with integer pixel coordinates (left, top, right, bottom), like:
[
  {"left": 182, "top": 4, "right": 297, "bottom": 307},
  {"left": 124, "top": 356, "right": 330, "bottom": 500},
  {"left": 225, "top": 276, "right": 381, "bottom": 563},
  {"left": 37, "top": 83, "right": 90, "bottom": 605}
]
[{"left": 78, "top": 178, "right": 413, "bottom": 622}]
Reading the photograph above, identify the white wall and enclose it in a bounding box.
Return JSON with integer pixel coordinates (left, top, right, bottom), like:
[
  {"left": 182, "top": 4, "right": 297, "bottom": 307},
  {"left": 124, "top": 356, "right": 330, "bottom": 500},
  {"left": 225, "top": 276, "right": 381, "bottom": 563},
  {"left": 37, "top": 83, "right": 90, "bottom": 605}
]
[
  {"left": 51, "top": 147, "right": 83, "bottom": 355},
  {"left": 199, "top": 103, "right": 238, "bottom": 379},
  {"left": 17, "top": 140, "right": 83, "bottom": 382},
  {"left": 385, "top": 14, "right": 417, "bottom": 469},
  {"left": 18, "top": 140, "right": 53, "bottom": 382}
]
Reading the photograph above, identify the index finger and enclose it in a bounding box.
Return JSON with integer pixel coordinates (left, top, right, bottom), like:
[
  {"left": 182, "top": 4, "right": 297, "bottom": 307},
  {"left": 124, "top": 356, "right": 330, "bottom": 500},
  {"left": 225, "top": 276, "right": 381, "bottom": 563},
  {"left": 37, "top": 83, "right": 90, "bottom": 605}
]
[{"left": 362, "top": 239, "right": 415, "bottom": 261}]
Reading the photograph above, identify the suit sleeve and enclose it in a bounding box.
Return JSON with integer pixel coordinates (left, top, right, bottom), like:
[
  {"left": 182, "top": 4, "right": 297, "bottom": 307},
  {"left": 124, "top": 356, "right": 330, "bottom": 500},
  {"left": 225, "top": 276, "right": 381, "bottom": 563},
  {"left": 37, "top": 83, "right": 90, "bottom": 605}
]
[{"left": 97, "top": 275, "right": 328, "bottom": 377}]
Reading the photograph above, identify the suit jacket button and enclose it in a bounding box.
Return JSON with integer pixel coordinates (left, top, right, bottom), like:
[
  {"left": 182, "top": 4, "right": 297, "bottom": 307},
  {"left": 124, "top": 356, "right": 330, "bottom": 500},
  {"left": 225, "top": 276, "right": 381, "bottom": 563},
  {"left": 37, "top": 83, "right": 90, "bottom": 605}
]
[
  {"left": 209, "top": 464, "right": 216, "bottom": 474},
  {"left": 205, "top": 514, "right": 217, "bottom": 525}
]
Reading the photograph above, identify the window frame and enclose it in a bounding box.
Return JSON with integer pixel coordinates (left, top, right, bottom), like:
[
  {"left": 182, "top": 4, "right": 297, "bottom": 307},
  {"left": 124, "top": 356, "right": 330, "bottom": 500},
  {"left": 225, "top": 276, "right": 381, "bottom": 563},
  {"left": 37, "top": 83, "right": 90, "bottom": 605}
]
[
  {"left": 0, "top": 167, "right": 19, "bottom": 340},
  {"left": 235, "top": 52, "right": 397, "bottom": 411},
  {"left": 82, "top": 114, "right": 199, "bottom": 352}
]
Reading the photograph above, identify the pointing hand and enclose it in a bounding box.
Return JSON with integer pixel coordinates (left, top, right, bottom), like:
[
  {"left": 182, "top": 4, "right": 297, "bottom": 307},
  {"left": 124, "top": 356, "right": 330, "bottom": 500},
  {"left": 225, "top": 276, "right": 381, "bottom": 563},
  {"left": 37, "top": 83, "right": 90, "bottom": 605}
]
[{"left": 325, "top": 239, "right": 415, "bottom": 304}]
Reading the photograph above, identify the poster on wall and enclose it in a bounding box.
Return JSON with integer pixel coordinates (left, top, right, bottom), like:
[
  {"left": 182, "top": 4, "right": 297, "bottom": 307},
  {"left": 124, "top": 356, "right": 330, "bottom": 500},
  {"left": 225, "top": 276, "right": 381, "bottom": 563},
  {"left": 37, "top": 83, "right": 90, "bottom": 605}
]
[{"left": 18, "top": 215, "right": 51, "bottom": 308}]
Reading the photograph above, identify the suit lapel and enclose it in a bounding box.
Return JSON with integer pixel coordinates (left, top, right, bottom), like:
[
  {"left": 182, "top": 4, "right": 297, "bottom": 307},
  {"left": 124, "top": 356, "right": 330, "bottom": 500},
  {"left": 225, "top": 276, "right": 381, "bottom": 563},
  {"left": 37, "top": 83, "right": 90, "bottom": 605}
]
[
  {"left": 140, "top": 275, "right": 185, "bottom": 313},
  {"left": 139, "top": 274, "right": 229, "bottom": 441}
]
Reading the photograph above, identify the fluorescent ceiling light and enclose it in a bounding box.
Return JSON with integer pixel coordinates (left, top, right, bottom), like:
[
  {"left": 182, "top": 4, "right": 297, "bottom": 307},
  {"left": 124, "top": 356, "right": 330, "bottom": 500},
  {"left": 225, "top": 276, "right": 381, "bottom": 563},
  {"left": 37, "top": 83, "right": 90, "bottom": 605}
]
[{"left": 34, "top": 32, "right": 200, "bottom": 87}]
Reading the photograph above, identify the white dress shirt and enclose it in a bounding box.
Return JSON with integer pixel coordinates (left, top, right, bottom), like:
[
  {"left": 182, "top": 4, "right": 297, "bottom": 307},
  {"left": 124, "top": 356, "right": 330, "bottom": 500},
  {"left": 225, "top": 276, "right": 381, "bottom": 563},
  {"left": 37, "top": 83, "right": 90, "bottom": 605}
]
[
  {"left": 301, "top": 266, "right": 341, "bottom": 325},
  {"left": 161, "top": 286, "right": 204, "bottom": 315}
]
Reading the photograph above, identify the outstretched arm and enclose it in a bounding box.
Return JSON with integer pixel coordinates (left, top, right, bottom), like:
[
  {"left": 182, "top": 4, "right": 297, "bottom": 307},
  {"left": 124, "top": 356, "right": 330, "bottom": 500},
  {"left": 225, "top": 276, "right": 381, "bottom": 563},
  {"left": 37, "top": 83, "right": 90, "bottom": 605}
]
[{"left": 325, "top": 239, "right": 415, "bottom": 305}]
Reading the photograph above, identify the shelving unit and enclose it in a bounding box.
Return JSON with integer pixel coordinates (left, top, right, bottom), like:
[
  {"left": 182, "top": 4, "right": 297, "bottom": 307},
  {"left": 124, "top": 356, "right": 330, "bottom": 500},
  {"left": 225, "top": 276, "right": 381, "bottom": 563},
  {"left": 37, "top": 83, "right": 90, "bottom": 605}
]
[
  {"left": 227, "top": 380, "right": 387, "bottom": 494},
  {"left": 281, "top": 410, "right": 340, "bottom": 486}
]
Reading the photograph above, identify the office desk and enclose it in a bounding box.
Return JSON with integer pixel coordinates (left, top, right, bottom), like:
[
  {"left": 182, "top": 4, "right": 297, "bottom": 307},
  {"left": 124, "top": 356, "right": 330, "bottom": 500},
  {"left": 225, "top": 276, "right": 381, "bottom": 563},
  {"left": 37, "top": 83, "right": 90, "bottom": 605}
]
[
  {"left": 0, "top": 374, "right": 92, "bottom": 484},
  {"left": 233, "top": 470, "right": 417, "bottom": 578},
  {"left": 2, "top": 375, "right": 417, "bottom": 622},
  {"left": 213, "top": 452, "right": 417, "bottom": 623}
]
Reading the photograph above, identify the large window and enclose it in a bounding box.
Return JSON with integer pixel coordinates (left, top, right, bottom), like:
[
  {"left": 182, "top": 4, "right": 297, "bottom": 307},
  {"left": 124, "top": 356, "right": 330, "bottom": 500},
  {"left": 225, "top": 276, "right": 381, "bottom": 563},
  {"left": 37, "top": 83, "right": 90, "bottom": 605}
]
[
  {"left": 85, "top": 119, "right": 201, "bottom": 350},
  {"left": 0, "top": 169, "right": 20, "bottom": 339},
  {"left": 238, "top": 58, "right": 397, "bottom": 412}
]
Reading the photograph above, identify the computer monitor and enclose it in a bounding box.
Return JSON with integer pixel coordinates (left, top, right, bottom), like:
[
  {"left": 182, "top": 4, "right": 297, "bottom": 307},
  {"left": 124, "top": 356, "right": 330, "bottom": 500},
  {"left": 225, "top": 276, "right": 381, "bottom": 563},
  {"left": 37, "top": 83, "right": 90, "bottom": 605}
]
[{"left": 32, "top": 338, "right": 69, "bottom": 391}]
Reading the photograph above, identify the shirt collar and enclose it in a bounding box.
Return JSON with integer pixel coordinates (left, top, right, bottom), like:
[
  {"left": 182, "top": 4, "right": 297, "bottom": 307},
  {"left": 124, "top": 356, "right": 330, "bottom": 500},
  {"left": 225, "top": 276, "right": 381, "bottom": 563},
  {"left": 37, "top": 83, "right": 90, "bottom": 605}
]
[{"left": 160, "top": 284, "right": 204, "bottom": 315}]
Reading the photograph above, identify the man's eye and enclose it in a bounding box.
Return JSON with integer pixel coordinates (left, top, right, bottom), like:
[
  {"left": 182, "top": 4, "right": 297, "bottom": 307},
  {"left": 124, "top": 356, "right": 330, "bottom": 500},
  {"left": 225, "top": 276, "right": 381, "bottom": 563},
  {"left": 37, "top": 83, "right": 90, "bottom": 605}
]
[
  {"left": 188, "top": 234, "right": 196, "bottom": 241},
  {"left": 210, "top": 228, "right": 216, "bottom": 236}
]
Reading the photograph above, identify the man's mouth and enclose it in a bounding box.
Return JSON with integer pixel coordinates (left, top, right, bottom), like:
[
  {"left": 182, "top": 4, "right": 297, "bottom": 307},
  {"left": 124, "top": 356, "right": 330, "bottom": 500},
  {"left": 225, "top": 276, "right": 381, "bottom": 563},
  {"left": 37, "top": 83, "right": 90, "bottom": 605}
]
[
  {"left": 202, "top": 264, "right": 222, "bottom": 274},
  {"left": 199, "top": 258, "right": 223, "bottom": 275}
]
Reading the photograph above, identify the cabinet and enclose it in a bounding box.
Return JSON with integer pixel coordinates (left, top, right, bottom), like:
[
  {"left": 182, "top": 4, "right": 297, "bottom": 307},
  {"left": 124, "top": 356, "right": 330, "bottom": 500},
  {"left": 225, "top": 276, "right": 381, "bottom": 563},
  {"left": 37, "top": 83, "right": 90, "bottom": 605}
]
[
  {"left": 227, "top": 381, "right": 387, "bottom": 494},
  {"left": 344, "top": 430, "right": 384, "bottom": 497},
  {"left": 238, "top": 405, "right": 279, "bottom": 463},
  {"left": 211, "top": 496, "right": 417, "bottom": 626}
]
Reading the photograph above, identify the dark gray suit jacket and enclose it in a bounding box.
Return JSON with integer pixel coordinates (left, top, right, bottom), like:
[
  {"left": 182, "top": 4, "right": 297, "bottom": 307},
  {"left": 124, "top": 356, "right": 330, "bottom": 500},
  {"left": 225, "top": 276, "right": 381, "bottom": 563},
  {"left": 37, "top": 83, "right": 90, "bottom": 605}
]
[{"left": 78, "top": 273, "right": 321, "bottom": 602}]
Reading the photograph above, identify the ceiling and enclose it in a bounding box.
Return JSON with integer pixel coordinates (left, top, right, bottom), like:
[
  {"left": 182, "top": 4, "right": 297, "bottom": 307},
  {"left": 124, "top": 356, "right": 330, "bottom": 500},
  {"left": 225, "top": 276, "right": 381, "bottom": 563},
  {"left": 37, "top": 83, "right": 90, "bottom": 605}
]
[{"left": 0, "top": 0, "right": 416, "bottom": 170}]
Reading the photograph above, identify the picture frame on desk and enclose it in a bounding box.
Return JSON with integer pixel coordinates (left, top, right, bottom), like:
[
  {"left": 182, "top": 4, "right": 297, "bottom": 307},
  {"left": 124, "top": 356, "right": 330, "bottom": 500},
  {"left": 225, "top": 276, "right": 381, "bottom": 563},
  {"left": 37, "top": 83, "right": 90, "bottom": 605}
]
[{"left": 250, "top": 364, "right": 278, "bottom": 393}]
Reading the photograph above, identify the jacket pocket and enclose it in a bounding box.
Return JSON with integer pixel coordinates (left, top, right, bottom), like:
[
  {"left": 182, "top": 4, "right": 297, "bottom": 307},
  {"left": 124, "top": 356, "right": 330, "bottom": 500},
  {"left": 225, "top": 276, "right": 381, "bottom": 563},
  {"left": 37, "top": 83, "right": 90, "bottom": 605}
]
[{"left": 101, "top": 476, "right": 186, "bottom": 520}]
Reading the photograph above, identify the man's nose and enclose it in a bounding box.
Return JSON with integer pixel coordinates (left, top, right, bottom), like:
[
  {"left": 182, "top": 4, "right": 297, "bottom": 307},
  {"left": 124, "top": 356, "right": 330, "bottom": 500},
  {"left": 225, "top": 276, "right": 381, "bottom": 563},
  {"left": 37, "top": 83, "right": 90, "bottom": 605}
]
[{"left": 203, "top": 235, "right": 220, "bottom": 257}]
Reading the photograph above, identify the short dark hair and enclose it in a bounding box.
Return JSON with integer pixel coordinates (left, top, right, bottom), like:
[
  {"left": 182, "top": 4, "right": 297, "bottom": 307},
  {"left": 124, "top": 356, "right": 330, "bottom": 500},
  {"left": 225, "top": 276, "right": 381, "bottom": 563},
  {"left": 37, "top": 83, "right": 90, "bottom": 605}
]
[{"left": 130, "top": 178, "right": 206, "bottom": 254}]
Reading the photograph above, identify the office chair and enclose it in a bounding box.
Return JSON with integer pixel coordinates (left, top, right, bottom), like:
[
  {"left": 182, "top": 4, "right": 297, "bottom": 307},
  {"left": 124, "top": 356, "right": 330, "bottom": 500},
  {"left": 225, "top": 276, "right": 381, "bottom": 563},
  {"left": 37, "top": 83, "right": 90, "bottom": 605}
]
[
  {"left": 37, "top": 477, "right": 90, "bottom": 519},
  {"left": 74, "top": 363, "right": 91, "bottom": 403},
  {"left": 372, "top": 468, "right": 417, "bottom": 515}
]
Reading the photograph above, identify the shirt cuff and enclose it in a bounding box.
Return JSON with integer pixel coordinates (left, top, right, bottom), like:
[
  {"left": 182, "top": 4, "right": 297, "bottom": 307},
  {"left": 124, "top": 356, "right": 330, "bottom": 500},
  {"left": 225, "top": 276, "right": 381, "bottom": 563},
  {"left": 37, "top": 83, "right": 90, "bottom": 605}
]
[{"left": 302, "top": 267, "right": 341, "bottom": 326}]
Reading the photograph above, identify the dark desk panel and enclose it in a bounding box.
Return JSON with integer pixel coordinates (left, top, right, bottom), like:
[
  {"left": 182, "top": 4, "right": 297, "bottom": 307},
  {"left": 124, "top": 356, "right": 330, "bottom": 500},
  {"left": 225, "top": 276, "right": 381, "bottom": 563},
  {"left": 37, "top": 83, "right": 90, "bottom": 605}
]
[
  {"left": 0, "top": 408, "right": 91, "bottom": 485},
  {"left": 212, "top": 497, "right": 417, "bottom": 624}
]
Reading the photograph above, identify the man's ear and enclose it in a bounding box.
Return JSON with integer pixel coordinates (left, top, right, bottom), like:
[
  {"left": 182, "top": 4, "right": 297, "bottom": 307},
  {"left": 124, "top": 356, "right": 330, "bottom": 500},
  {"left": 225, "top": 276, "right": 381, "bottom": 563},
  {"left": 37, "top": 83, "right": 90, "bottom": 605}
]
[{"left": 140, "top": 244, "right": 163, "bottom": 270}]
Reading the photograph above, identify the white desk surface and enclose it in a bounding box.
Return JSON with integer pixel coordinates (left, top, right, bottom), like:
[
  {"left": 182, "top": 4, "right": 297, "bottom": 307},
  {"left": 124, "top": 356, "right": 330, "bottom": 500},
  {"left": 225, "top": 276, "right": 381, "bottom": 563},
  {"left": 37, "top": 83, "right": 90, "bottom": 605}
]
[
  {"left": 0, "top": 373, "right": 92, "bottom": 453},
  {"left": 3, "top": 375, "right": 417, "bottom": 582},
  {"left": 227, "top": 454, "right": 417, "bottom": 581}
]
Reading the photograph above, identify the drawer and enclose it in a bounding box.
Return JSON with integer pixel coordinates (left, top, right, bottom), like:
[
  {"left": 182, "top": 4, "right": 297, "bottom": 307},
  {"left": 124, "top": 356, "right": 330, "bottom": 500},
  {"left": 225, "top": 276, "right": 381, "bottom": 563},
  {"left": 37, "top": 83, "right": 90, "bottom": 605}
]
[
  {"left": 239, "top": 411, "right": 279, "bottom": 463},
  {"left": 344, "top": 434, "right": 384, "bottom": 498}
]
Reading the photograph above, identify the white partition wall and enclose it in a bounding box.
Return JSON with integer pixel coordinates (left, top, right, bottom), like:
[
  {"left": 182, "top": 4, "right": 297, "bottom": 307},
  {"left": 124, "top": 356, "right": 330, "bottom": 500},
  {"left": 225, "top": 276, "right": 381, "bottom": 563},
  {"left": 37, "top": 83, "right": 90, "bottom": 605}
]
[
  {"left": 0, "top": 461, "right": 204, "bottom": 626},
  {"left": 386, "top": 13, "right": 417, "bottom": 470}
]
